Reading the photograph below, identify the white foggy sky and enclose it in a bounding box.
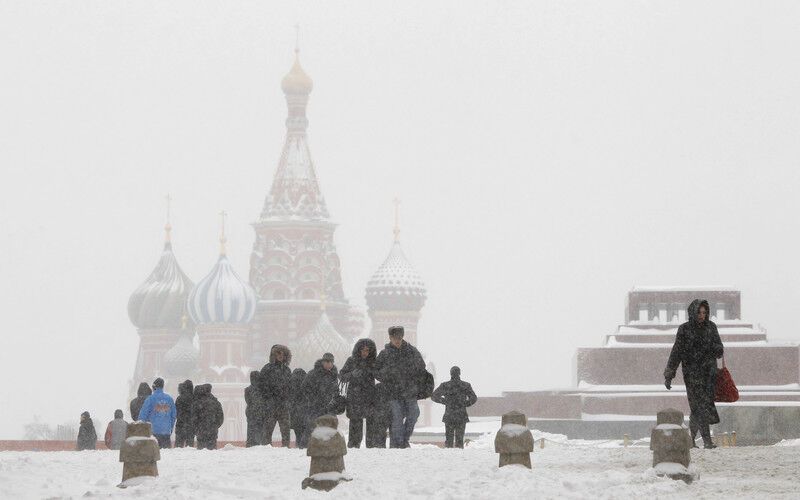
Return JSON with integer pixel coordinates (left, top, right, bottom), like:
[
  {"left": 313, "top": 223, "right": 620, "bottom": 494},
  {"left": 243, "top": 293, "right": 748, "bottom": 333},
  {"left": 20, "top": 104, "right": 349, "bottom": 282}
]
[{"left": 1, "top": 1, "right": 799, "bottom": 438}]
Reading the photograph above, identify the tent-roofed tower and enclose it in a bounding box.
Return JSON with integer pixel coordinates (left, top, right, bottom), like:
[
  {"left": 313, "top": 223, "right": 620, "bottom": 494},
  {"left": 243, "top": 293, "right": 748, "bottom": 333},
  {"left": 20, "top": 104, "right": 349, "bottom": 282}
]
[{"left": 249, "top": 46, "right": 361, "bottom": 366}]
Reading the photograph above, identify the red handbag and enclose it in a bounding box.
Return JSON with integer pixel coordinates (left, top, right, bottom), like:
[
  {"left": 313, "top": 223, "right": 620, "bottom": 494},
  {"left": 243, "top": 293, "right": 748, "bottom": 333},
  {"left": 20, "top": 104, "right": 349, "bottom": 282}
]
[{"left": 714, "top": 356, "right": 739, "bottom": 402}]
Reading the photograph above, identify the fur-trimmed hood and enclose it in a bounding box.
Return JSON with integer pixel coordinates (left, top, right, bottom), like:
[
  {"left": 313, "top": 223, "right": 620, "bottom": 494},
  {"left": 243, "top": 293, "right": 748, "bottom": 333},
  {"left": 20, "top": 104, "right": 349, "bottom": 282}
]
[{"left": 269, "top": 344, "right": 292, "bottom": 365}]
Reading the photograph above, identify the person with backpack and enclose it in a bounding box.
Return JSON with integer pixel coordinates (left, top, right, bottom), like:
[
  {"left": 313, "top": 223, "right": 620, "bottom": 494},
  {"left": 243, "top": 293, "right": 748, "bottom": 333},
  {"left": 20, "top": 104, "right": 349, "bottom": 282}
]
[
  {"left": 375, "top": 326, "right": 426, "bottom": 448},
  {"left": 432, "top": 366, "right": 478, "bottom": 448}
]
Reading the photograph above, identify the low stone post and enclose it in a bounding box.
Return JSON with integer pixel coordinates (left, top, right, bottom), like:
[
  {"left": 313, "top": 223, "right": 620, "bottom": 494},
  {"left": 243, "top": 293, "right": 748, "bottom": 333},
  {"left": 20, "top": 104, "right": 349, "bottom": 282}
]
[
  {"left": 494, "top": 411, "right": 534, "bottom": 469},
  {"left": 301, "top": 415, "right": 352, "bottom": 491},
  {"left": 118, "top": 422, "right": 160, "bottom": 487},
  {"left": 650, "top": 408, "right": 695, "bottom": 484}
]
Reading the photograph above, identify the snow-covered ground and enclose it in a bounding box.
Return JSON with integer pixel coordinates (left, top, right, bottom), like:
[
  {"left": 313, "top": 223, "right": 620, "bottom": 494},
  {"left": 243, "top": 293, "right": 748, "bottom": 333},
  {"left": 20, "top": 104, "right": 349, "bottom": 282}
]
[{"left": 1, "top": 431, "right": 798, "bottom": 499}]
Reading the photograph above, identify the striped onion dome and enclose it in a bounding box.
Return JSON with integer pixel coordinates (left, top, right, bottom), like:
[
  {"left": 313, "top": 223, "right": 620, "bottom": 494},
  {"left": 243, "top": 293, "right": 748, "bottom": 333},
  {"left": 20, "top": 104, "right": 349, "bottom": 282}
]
[
  {"left": 281, "top": 52, "right": 313, "bottom": 95},
  {"left": 163, "top": 330, "right": 199, "bottom": 377},
  {"left": 365, "top": 241, "right": 427, "bottom": 311},
  {"left": 293, "top": 311, "right": 352, "bottom": 370},
  {"left": 187, "top": 253, "right": 257, "bottom": 325},
  {"left": 128, "top": 236, "right": 195, "bottom": 330}
]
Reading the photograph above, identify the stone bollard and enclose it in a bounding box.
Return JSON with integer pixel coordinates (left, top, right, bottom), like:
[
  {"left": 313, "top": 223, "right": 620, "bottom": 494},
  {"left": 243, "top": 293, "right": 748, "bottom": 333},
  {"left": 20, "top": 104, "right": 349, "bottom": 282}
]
[
  {"left": 650, "top": 408, "right": 695, "bottom": 484},
  {"left": 494, "top": 411, "right": 534, "bottom": 469},
  {"left": 301, "top": 415, "right": 352, "bottom": 491},
  {"left": 118, "top": 422, "right": 160, "bottom": 487}
]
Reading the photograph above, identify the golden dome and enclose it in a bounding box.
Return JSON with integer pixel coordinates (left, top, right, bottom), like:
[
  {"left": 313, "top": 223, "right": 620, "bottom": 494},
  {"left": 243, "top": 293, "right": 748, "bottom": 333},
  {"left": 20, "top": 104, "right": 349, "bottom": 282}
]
[{"left": 281, "top": 52, "right": 313, "bottom": 95}]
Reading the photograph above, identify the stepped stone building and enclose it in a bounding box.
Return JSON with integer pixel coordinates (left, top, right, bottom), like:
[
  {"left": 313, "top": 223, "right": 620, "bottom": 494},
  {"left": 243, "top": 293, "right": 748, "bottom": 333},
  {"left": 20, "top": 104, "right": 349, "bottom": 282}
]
[{"left": 127, "top": 49, "right": 429, "bottom": 440}]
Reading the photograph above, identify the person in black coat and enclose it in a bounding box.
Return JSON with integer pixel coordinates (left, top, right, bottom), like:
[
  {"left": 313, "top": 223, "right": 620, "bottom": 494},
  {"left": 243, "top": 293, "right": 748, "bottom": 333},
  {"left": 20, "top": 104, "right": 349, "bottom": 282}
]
[
  {"left": 129, "top": 382, "right": 152, "bottom": 421},
  {"left": 245, "top": 371, "right": 268, "bottom": 447},
  {"left": 259, "top": 344, "right": 292, "bottom": 447},
  {"left": 370, "top": 382, "right": 392, "bottom": 448},
  {"left": 174, "top": 380, "right": 194, "bottom": 447},
  {"left": 299, "top": 353, "right": 339, "bottom": 447},
  {"left": 339, "top": 338, "right": 378, "bottom": 448},
  {"left": 191, "top": 384, "right": 224, "bottom": 450},
  {"left": 664, "top": 299, "right": 724, "bottom": 449},
  {"left": 76, "top": 411, "right": 97, "bottom": 450},
  {"left": 432, "top": 366, "right": 478, "bottom": 448},
  {"left": 375, "top": 326, "right": 426, "bottom": 448},
  {"left": 288, "top": 368, "right": 307, "bottom": 447}
]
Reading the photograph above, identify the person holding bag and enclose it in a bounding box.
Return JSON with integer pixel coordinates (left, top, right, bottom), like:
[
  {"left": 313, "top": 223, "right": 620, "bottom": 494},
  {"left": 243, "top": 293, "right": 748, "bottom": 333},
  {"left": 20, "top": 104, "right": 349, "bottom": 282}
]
[
  {"left": 339, "top": 338, "right": 378, "bottom": 448},
  {"left": 664, "top": 299, "right": 724, "bottom": 449}
]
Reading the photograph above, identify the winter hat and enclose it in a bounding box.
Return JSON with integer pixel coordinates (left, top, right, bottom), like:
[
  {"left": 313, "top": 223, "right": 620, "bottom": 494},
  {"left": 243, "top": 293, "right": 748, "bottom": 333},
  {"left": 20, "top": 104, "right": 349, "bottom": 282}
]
[
  {"left": 450, "top": 366, "right": 461, "bottom": 379},
  {"left": 322, "top": 352, "right": 335, "bottom": 362},
  {"left": 114, "top": 409, "right": 123, "bottom": 419},
  {"left": 81, "top": 411, "right": 90, "bottom": 418},
  {"left": 388, "top": 326, "right": 405, "bottom": 338},
  {"left": 153, "top": 377, "right": 165, "bottom": 389}
]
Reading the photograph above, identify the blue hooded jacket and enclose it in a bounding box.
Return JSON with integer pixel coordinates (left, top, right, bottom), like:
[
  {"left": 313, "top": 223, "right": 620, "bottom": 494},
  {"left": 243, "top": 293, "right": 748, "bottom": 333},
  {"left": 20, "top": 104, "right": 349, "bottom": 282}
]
[{"left": 138, "top": 388, "right": 177, "bottom": 436}]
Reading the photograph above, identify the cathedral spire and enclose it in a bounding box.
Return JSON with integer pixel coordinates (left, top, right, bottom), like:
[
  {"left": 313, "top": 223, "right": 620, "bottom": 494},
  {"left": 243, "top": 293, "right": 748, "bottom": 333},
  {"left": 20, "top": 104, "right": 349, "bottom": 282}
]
[
  {"left": 259, "top": 42, "right": 328, "bottom": 223},
  {"left": 219, "top": 210, "right": 228, "bottom": 256},
  {"left": 164, "top": 193, "right": 172, "bottom": 247}
]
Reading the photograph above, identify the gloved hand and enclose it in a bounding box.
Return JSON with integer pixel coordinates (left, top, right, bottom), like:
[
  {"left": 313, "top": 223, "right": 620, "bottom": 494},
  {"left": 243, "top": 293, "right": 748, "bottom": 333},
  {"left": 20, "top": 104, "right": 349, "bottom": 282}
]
[{"left": 664, "top": 378, "right": 672, "bottom": 390}]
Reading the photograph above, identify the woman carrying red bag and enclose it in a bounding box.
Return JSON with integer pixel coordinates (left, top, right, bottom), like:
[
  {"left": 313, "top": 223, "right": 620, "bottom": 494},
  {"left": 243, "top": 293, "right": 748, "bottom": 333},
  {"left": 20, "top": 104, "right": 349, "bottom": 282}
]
[{"left": 664, "top": 299, "right": 724, "bottom": 449}]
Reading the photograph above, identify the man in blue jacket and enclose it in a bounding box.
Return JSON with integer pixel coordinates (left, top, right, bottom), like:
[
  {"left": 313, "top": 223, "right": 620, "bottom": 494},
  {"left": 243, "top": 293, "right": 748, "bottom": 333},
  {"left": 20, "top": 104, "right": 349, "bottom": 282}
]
[{"left": 139, "top": 377, "right": 177, "bottom": 448}]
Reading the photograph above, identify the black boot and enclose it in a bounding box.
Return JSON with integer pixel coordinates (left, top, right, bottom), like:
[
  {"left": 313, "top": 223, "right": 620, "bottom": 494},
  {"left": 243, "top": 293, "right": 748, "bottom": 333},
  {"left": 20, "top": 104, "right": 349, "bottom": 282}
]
[
  {"left": 700, "top": 423, "right": 715, "bottom": 449},
  {"left": 689, "top": 419, "right": 700, "bottom": 448}
]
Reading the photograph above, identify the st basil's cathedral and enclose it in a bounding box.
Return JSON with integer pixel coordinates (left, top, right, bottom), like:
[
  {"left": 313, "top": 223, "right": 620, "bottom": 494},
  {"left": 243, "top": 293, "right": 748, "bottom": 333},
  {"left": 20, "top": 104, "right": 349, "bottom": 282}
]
[{"left": 126, "top": 48, "right": 430, "bottom": 441}]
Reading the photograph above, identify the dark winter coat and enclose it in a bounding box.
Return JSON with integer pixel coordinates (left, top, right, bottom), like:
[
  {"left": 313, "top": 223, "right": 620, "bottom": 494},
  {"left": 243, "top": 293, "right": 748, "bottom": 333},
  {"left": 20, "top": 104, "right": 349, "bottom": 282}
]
[
  {"left": 432, "top": 368, "right": 478, "bottom": 424},
  {"left": 175, "top": 380, "right": 194, "bottom": 436},
  {"left": 129, "top": 382, "right": 152, "bottom": 421},
  {"left": 191, "top": 384, "right": 224, "bottom": 441},
  {"left": 372, "top": 382, "right": 392, "bottom": 427},
  {"left": 245, "top": 371, "right": 268, "bottom": 422},
  {"left": 76, "top": 416, "right": 97, "bottom": 450},
  {"left": 300, "top": 360, "right": 339, "bottom": 420},
  {"left": 339, "top": 338, "right": 377, "bottom": 420},
  {"left": 375, "top": 340, "right": 426, "bottom": 400},
  {"left": 289, "top": 368, "right": 307, "bottom": 429},
  {"left": 259, "top": 345, "right": 293, "bottom": 409},
  {"left": 665, "top": 299, "right": 724, "bottom": 425}
]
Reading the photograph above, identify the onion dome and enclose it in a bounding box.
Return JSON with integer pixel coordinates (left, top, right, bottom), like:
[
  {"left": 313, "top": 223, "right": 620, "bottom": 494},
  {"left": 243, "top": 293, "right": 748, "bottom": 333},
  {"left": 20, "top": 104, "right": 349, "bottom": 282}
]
[
  {"left": 187, "top": 223, "right": 257, "bottom": 325},
  {"left": 163, "top": 316, "right": 199, "bottom": 377},
  {"left": 294, "top": 311, "right": 352, "bottom": 370},
  {"left": 128, "top": 225, "right": 195, "bottom": 329},
  {"left": 366, "top": 241, "right": 427, "bottom": 311},
  {"left": 281, "top": 51, "right": 313, "bottom": 95}
]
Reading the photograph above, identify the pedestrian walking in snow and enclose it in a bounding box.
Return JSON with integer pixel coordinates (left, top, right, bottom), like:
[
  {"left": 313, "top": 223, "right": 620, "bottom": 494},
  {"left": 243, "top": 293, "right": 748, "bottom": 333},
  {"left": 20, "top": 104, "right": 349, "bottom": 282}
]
[
  {"left": 375, "top": 326, "right": 426, "bottom": 448},
  {"left": 129, "top": 382, "right": 152, "bottom": 421},
  {"left": 174, "top": 380, "right": 194, "bottom": 447},
  {"left": 289, "top": 368, "right": 308, "bottom": 447},
  {"left": 191, "top": 383, "right": 224, "bottom": 450},
  {"left": 103, "top": 409, "right": 128, "bottom": 450},
  {"left": 245, "top": 371, "right": 268, "bottom": 447},
  {"left": 138, "top": 377, "right": 177, "bottom": 449},
  {"left": 664, "top": 299, "right": 724, "bottom": 449},
  {"left": 370, "top": 383, "right": 392, "bottom": 448},
  {"left": 339, "top": 338, "right": 379, "bottom": 448},
  {"left": 299, "top": 353, "right": 339, "bottom": 447},
  {"left": 259, "top": 344, "right": 292, "bottom": 447},
  {"left": 432, "top": 366, "right": 478, "bottom": 448},
  {"left": 76, "top": 411, "right": 97, "bottom": 451}
]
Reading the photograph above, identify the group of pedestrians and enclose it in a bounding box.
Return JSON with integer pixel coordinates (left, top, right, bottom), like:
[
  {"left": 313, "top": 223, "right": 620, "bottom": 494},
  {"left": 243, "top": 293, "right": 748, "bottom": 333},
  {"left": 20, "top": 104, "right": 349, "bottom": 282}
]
[{"left": 77, "top": 324, "right": 481, "bottom": 451}]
